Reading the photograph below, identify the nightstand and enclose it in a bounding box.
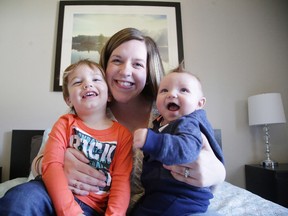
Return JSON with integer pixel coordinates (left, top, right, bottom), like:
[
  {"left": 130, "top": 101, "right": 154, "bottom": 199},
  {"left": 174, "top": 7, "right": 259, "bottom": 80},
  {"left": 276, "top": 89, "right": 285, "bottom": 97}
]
[{"left": 245, "top": 164, "right": 288, "bottom": 207}]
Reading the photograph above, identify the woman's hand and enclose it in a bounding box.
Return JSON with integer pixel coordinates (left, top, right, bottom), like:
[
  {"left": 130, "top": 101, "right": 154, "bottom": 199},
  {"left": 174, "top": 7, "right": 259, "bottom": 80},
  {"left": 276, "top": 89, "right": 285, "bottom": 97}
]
[
  {"left": 163, "top": 133, "right": 226, "bottom": 188},
  {"left": 64, "top": 148, "right": 107, "bottom": 195}
]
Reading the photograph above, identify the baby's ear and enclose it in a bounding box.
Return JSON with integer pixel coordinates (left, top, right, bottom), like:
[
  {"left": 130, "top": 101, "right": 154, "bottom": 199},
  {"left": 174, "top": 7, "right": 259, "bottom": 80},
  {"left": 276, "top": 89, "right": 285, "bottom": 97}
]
[{"left": 198, "top": 97, "right": 206, "bottom": 108}]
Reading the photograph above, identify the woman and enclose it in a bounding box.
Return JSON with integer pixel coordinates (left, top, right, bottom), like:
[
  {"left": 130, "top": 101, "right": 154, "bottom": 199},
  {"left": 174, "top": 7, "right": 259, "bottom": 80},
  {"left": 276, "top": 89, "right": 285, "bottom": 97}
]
[
  {"left": 1, "top": 28, "right": 225, "bottom": 215},
  {"left": 57, "top": 28, "right": 226, "bottom": 212}
]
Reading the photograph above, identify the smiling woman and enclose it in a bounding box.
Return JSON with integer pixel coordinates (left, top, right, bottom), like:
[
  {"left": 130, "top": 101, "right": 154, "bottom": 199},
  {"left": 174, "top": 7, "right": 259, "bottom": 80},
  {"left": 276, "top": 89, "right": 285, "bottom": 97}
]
[{"left": 105, "top": 39, "right": 148, "bottom": 105}]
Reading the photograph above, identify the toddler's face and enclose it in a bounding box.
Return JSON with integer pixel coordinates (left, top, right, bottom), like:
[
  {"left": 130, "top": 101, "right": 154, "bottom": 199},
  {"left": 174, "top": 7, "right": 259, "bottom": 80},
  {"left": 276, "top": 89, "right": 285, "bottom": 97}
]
[{"left": 66, "top": 64, "right": 108, "bottom": 115}]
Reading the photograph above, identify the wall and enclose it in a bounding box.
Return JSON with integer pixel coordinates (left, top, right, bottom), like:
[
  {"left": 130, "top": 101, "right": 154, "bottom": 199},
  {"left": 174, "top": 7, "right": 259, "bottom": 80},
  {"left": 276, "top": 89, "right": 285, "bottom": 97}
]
[{"left": 0, "top": 0, "right": 287, "bottom": 188}]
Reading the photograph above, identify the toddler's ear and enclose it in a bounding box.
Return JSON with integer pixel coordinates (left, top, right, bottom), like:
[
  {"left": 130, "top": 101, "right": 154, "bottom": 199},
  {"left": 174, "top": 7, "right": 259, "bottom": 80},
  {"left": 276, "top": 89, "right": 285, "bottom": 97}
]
[{"left": 65, "top": 97, "right": 72, "bottom": 107}]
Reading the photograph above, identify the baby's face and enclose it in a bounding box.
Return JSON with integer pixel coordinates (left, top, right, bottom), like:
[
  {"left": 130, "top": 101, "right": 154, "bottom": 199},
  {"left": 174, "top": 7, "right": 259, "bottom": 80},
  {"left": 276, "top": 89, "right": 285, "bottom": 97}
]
[{"left": 156, "top": 72, "right": 205, "bottom": 124}]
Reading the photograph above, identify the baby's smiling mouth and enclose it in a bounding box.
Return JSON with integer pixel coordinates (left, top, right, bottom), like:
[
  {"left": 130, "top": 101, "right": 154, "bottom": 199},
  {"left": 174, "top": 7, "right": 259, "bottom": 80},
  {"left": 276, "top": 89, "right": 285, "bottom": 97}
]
[{"left": 167, "top": 102, "right": 180, "bottom": 111}]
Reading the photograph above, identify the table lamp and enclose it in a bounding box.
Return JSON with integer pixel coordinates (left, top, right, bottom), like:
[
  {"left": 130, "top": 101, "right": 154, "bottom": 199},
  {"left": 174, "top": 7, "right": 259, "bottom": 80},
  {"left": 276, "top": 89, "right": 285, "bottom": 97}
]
[{"left": 248, "top": 93, "right": 286, "bottom": 168}]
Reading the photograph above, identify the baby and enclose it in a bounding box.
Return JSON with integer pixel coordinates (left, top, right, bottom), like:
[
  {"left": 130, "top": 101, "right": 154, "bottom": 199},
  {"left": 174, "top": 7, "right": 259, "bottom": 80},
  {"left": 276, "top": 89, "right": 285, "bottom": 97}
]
[{"left": 132, "top": 62, "right": 224, "bottom": 215}]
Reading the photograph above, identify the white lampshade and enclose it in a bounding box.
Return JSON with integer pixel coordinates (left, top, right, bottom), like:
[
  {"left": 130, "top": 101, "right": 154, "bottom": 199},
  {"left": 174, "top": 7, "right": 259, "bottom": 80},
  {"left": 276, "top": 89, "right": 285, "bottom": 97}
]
[{"left": 248, "top": 93, "right": 286, "bottom": 126}]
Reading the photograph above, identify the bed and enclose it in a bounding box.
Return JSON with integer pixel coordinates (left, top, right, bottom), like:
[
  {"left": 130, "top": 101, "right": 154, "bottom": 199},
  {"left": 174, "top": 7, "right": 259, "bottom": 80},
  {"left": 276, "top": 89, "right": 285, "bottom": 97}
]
[{"left": 1, "top": 129, "right": 288, "bottom": 216}]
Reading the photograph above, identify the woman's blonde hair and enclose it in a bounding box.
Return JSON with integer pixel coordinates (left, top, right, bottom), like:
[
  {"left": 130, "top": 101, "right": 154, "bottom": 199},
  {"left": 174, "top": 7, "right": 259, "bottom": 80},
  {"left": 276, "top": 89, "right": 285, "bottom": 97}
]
[{"left": 99, "top": 28, "right": 165, "bottom": 100}]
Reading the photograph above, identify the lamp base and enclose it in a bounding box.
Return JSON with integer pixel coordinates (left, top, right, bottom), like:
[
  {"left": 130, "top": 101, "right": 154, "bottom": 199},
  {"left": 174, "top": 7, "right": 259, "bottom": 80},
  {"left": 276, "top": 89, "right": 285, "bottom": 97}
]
[{"left": 262, "top": 159, "right": 278, "bottom": 168}]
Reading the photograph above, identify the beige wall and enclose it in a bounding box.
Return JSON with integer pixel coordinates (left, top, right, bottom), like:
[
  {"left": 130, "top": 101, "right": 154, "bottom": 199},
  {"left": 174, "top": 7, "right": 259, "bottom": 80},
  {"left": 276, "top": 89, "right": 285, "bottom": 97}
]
[{"left": 0, "top": 0, "right": 287, "bottom": 188}]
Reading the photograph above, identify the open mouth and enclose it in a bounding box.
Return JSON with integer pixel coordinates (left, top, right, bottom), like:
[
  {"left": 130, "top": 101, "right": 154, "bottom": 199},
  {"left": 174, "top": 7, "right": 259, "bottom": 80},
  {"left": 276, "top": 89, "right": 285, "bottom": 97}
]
[
  {"left": 116, "top": 80, "right": 134, "bottom": 87},
  {"left": 82, "top": 91, "right": 98, "bottom": 99},
  {"left": 167, "top": 102, "right": 180, "bottom": 111}
]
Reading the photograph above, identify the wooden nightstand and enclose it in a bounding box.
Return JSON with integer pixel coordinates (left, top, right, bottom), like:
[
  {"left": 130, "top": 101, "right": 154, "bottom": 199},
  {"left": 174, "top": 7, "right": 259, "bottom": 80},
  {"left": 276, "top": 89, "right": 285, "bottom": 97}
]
[{"left": 245, "top": 164, "right": 288, "bottom": 207}]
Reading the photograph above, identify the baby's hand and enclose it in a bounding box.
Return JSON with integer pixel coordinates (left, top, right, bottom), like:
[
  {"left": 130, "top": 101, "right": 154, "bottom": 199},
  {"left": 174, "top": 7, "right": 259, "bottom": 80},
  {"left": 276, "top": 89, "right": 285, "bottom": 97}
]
[{"left": 133, "top": 128, "right": 148, "bottom": 149}]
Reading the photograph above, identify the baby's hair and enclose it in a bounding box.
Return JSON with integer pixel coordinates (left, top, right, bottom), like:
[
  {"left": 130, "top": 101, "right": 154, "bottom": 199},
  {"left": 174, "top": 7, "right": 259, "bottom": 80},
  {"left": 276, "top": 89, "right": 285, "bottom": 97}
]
[
  {"left": 170, "top": 60, "right": 204, "bottom": 96},
  {"left": 62, "top": 59, "right": 105, "bottom": 113},
  {"left": 171, "top": 60, "right": 186, "bottom": 73}
]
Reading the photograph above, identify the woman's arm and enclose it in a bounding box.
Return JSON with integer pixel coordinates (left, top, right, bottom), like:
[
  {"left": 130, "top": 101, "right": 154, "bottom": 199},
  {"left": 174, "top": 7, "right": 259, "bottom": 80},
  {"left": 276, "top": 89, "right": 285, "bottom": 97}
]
[
  {"left": 63, "top": 148, "right": 107, "bottom": 195},
  {"left": 31, "top": 148, "right": 107, "bottom": 195},
  {"left": 163, "top": 133, "right": 226, "bottom": 188},
  {"left": 31, "top": 153, "right": 43, "bottom": 178},
  {"left": 32, "top": 132, "right": 224, "bottom": 193}
]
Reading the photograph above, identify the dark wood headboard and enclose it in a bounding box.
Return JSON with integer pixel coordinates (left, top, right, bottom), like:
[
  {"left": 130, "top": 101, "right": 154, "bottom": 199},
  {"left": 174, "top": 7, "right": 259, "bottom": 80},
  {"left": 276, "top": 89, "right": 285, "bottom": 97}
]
[{"left": 10, "top": 130, "right": 44, "bottom": 179}]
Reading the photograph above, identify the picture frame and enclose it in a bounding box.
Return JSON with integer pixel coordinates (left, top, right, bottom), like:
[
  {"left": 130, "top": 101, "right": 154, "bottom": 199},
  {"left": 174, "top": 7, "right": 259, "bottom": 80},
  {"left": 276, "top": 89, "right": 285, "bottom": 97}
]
[{"left": 53, "top": 1, "right": 183, "bottom": 91}]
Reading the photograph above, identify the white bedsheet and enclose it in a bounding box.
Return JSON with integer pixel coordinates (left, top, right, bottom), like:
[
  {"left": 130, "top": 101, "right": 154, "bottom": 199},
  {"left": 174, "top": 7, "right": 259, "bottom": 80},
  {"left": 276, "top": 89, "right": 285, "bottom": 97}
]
[
  {"left": 209, "top": 181, "right": 288, "bottom": 215},
  {"left": 1, "top": 179, "right": 287, "bottom": 215},
  {"left": 0, "top": 177, "right": 27, "bottom": 198}
]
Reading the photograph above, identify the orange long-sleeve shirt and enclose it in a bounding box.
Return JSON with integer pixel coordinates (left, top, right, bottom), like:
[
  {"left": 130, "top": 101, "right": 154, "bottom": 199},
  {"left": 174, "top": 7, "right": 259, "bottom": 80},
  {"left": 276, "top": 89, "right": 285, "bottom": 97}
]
[{"left": 42, "top": 114, "right": 133, "bottom": 216}]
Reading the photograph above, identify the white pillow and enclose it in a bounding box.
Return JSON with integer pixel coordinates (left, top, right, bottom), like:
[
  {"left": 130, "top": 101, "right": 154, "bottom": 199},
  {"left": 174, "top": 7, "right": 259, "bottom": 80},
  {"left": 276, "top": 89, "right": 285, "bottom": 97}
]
[{"left": 27, "top": 128, "right": 51, "bottom": 181}]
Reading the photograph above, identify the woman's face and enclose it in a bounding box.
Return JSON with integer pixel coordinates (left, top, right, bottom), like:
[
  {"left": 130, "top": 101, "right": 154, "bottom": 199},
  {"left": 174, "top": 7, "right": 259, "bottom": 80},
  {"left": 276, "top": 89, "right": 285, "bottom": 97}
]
[{"left": 105, "top": 39, "right": 147, "bottom": 103}]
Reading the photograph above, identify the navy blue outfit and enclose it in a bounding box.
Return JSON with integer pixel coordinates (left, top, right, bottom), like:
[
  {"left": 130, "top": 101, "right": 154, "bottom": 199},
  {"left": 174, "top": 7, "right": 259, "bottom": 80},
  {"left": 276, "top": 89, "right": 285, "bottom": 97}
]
[{"left": 131, "top": 109, "right": 224, "bottom": 216}]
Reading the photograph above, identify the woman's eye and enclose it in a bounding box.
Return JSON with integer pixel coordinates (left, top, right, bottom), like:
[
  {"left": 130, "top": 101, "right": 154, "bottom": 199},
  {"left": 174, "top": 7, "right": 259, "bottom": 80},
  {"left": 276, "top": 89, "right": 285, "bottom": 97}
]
[
  {"left": 111, "top": 58, "right": 121, "bottom": 64},
  {"left": 134, "top": 62, "right": 144, "bottom": 68}
]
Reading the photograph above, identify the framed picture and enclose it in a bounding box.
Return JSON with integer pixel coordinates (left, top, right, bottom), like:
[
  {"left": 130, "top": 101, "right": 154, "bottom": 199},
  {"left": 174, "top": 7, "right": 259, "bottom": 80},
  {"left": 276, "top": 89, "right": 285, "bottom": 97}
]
[{"left": 53, "top": 1, "right": 183, "bottom": 91}]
